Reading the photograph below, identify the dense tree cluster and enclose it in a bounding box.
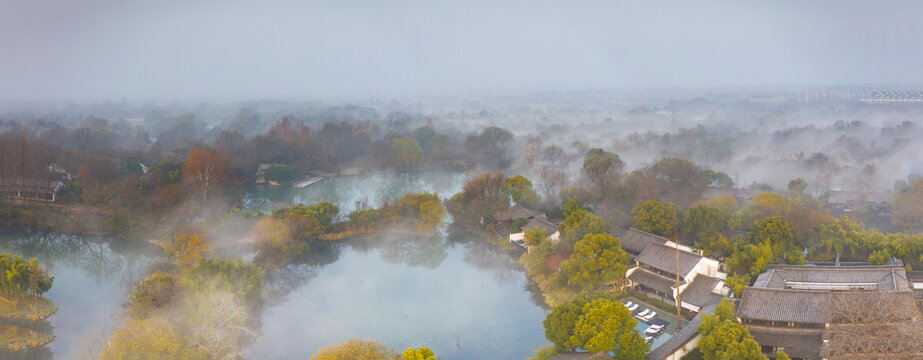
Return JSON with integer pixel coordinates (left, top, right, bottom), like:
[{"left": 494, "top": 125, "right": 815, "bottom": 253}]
[{"left": 0, "top": 253, "right": 53, "bottom": 299}]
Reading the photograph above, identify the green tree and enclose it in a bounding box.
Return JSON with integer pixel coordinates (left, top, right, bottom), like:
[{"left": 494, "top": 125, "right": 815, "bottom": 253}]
[
  {"left": 100, "top": 317, "right": 203, "bottom": 360},
  {"left": 281, "top": 201, "right": 340, "bottom": 231},
  {"left": 775, "top": 351, "right": 791, "bottom": 360},
  {"left": 503, "top": 175, "right": 541, "bottom": 208},
  {"left": 559, "top": 208, "right": 607, "bottom": 245},
  {"left": 787, "top": 178, "right": 807, "bottom": 194},
  {"left": 748, "top": 216, "right": 794, "bottom": 259},
  {"left": 311, "top": 339, "right": 397, "bottom": 360},
  {"left": 402, "top": 347, "right": 436, "bottom": 360},
  {"left": 698, "top": 322, "right": 766, "bottom": 360},
  {"left": 631, "top": 199, "right": 679, "bottom": 237},
  {"left": 683, "top": 204, "right": 728, "bottom": 242},
  {"left": 128, "top": 272, "right": 177, "bottom": 319},
  {"left": 893, "top": 178, "right": 923, "bottom": 230},
  {"left": 570, "top": 298, "right": 648, "bottom": 359},
  {"left": 526, "top": 344, "right": 559, "bottom": 360},
  {"left": 562, "top": 233, "right": 629, "bottom": 289},
  {"left": 814, "top": 217, "right": 863, "bottom": 257},
  {"left": 392, "top": 137, "right": 423, "bottom": 170},
  {"left": 543, "top": 298, "right": 586, "bottom": 352},
  {"left": 697, "top": 299, "right": 767, "bottom": 360}
]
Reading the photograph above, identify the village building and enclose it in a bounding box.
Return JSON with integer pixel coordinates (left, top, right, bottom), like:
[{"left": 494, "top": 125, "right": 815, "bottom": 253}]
[
  {"left": 492, "top": 204, "right": 561, "bottom": 252},
  {"left": 737, "top": 262, "right": 915, "bottom": 360},
  {"left": 616, "top": 227, "right": 669, "bottom": 257},
  {"left": 625, "top": 236, "right": 727, "bottom": 313},
  {"left": 0, "top": 178, "right": 64, "bottom": 202},
  {"left": 700, "top": 188, "right": 791, "bottom": 207},
  {"left": 825, "top": 190, "right": 895, "bottom": 216}
]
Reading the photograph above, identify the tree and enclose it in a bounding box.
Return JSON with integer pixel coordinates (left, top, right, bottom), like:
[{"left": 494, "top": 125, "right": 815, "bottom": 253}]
[
  {"left": 562, "top": 233, "right": 629, "bottom": 289},
  {"left": 168, "top": 234, "right": 213, "bottom": 268},
  {"left": 570, "top": 298, "right": 648, "bottom": 359},
  {"left": 128, "top": 272, "right": 177, "bottom": 319},
  {"left": 311, "top": 339, "right": 397, "bottom": 360},
  {"left": 787, "top": 178, "right": 807, "bottom": 194},
  {"left": 526, "top": 345, "right": 558, "bottom": 360},
  {"left": 697, "top": 299, "right": 767, "bottom": 360},
  {"left": 402, "top": 347, "right": 436, "bottom": 360},
  {"left": 631, "top": 199, "right": 679, "bottom": 237},
  {"left": 464, "top": 126, "right": 514, "bottom": 169},
  {"left": 444, "top": 171, "right": 508, "bottom": 223},
  {"left": 698, "top": 321, "right": 766, "bottom": 360},
  {"left": 503, "top": 175, "right": 541, "bottom": 208},
  {"left": 558, "top": 208, "right": 607, "bottom": 245},
  {"left": 893, "top": 178, "right": 923, "bottom": 231},
  {"left": 683, "top": 204, "right": 727, "bottom": 242},
  {"left": 392, "top": 137, "right": 423, "bottom": 171},
  {"left": 775, "top": 351, "right": 791, "bottom": 360},
  {"left": 581, "top": 148, "right": 625, "bottom": 219},
  {"left": 183, "top": 146, "right": 230, "bottom": 202},
  {"left": 544, "top": 298, "right": 586, "bottom": 352},
  {"left": 748, "top": 216, "right": 794, "bottom": 259},
  {"left": 100, "top": 317, "right": 202, "bottom": 360}
]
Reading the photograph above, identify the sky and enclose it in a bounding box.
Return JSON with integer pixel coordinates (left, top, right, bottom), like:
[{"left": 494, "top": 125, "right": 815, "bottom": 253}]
[{"left": 1, "top": 0, "right": 922, "bottom": 101}]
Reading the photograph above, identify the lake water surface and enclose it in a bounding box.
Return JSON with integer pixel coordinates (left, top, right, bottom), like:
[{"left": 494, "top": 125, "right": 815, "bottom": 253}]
[{"left": 0, "top": 171, "right": 552, "bottom": 360}]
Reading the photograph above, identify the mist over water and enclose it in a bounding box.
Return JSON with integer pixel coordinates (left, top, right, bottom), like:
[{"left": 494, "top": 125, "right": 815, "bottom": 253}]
[{"left": 251, "top": 234, "right": 547, "bottom": 360}]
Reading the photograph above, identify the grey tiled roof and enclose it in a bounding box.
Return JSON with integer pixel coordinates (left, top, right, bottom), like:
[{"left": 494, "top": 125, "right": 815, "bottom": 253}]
[
  {"left": 827, "top": 190, "right": 894, "bottom": 205},
  {"left": 747, "top": 326, "right": 823, "bottom": 360},
  {"left": 492, "top": 204, "right": 542, "bottom": 221},
  {"left": 737, "top": 287, "right": 830, "bottom": 323},
  {"left": 628, "top": 267, "right": 680, "bottom": 295},
  {"left": 619, "top": 228, "right": 669, "bottom": 255},
  {"left": 679, "top": 275, "right": 723, "bottom": 308},
  {"left": 753, "top": 265, "right": 910, "bottom": 291},
  {"left": 521, "top": 216, "right": 560, "bottom": 235},
  {"left": 635, "top": 242, "right": 703, "bottom": 278},
  {"left": 646, "top": 302, "right": 717, "bottom": 360}
]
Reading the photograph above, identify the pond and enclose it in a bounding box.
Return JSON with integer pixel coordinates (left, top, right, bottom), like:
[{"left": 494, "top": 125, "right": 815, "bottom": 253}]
[
  {"left": 249, "top": 230, "right": 550, "bottom": 360},
  {"left": 0, "top": 229, "right": 163, "bottom": 360},
  {"left": 243, "top": 170, "right": 468, "bottom": 214}
]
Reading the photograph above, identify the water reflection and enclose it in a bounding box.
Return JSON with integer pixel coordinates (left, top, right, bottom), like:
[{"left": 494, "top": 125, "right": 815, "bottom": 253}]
[
  {"left": 243, "top": 171, "right": 467, "bottom": 214},
  {"left": 250, "top": 229, "right": 549, "bottom": 360},
  {"left": 0, "top": 230, "right": 163, "bottom": 360}
]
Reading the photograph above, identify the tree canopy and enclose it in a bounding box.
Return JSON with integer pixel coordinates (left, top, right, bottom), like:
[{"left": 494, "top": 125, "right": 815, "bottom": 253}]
[
  {"left": 562, "top": 233, "right": 629, "bottom": 289},
  {"left": 631, "top": 199, "right": 679, "bottom": 237},
  {"left": 570, "top": 298, "right": 648, "bottom": 359}
]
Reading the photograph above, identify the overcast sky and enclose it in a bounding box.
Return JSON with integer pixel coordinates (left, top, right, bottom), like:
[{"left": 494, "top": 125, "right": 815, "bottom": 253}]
[{"left": 2, "top": 0, "right": 922, "bottom": 101}]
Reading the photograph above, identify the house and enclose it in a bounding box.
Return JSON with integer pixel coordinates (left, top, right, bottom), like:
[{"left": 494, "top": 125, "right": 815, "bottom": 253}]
[
  {"left": 492, "top": 203, "right": 544, "bottom": 223},
  {"left": 46, "top": 163, "right": 73, "bottom": 180},
  {"left": 508, "top": 216, "right": 562, "bottom": 253},
  {"left": 0, "top": 178, "right": 65, "bottom": 202},
  {"left": 625, "top": 239, "right": 727, "bottom": 313},
  {"left": 493, "top": 204, "right": 561, "bottom": 252},
  {"left": 700, "top": 188, "right": 791, "bottom": 207},
  {"left": 255, "top": 164, "right": 272, "bottom": 185},
  {"left": 617, "top": 227, "right": 669, "bottom": 257},
  {"left": 737, "top": 262, "right": 915, "bottom": 360},
  {"left": 826, "top": 190, "right": 895, "bottom": 216}
]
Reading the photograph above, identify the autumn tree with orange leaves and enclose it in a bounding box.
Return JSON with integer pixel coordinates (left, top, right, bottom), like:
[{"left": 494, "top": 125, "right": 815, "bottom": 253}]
[{"left": 183, "top": 146, "right": 229, "bottom": 202}]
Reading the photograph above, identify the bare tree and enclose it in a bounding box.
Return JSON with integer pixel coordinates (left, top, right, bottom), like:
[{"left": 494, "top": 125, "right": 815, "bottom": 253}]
[
  {"left": 193, "top": 292, "right": 259, "bottom": 360},
  {"left": 824, "top": 291, "right": 923, "bottom": 360},
  {"left": 537, "top": 165, "right": 567, "bottom": 208}
]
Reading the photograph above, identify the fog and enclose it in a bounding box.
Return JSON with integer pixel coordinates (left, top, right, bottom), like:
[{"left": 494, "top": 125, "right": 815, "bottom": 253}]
[{"left": 3, "top": 0, "right": 923, "bottom": 101}]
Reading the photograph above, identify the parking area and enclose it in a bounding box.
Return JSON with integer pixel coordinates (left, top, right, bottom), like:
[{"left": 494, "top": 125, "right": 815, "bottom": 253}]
[{"left": 621, "top": 296, "right": 680, "bottom": 350}]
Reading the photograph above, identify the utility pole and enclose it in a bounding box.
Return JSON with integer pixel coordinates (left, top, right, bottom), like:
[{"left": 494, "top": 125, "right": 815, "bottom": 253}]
[{"left": 674, "top": 232, "right": 682, "bottom": 330}]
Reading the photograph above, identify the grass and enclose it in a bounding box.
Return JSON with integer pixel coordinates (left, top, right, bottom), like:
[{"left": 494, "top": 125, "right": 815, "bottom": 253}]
[
  {"left": 0, "top": 296, "right": 58, "bottom": 321},
  {"left": 0, "top": 324, "right": 54, "bottom": 351}
]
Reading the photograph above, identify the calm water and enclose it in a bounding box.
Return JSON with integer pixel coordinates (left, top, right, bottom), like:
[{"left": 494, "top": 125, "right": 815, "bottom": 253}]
[
  {"left": 243, "top": 170, "right": 468, "bottom": 214},
  {"left": 250, "top": 232, "right": 550, "bottom": 360},
  {"left": 0, "top": 171, "right": 553, "bottom": 359},
  {"left": 0, "top": 230, "right": 163, "bottom": 360}
]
